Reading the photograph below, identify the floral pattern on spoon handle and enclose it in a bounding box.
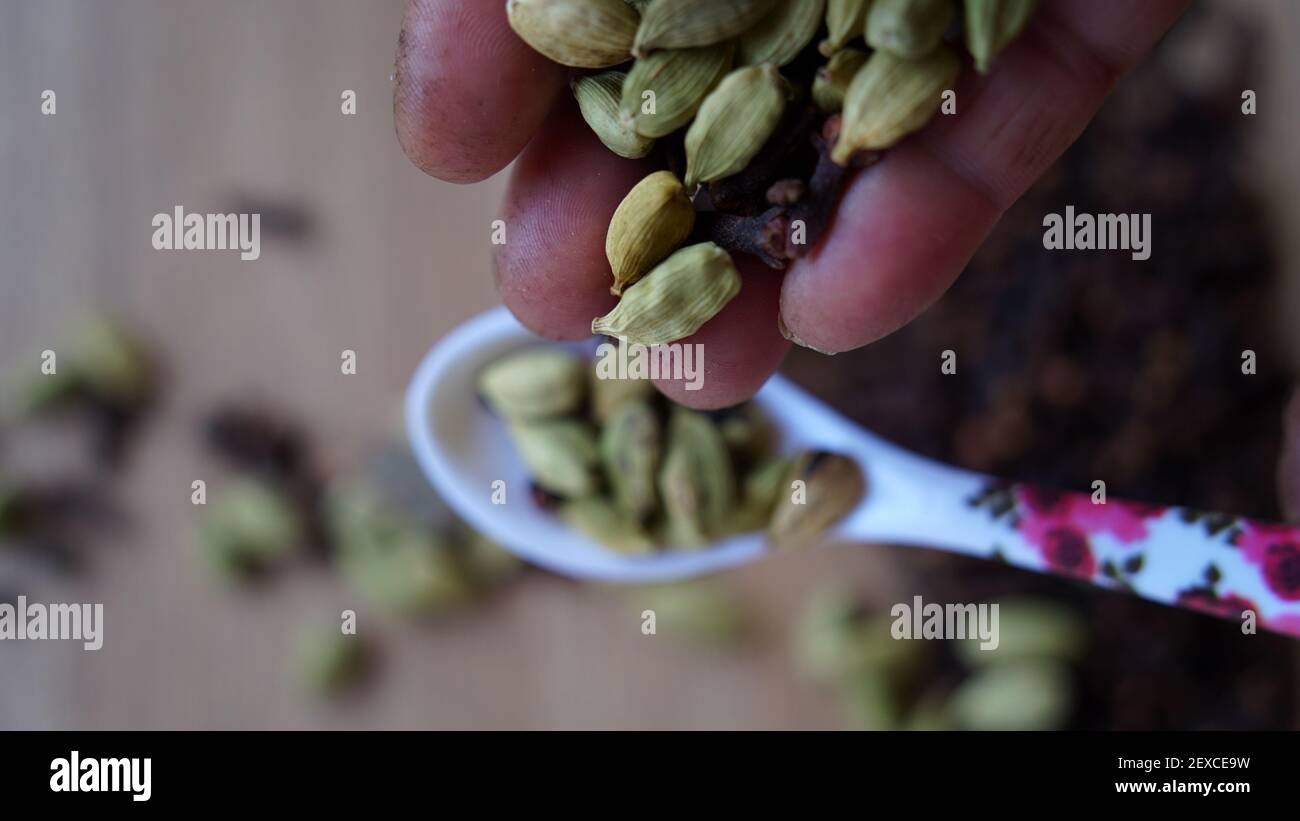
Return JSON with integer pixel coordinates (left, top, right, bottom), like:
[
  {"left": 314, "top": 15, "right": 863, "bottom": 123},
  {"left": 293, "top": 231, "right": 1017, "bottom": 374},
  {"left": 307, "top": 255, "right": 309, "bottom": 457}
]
[{"left": 967, "top": 482, "right": 1300, "bottom": 638}]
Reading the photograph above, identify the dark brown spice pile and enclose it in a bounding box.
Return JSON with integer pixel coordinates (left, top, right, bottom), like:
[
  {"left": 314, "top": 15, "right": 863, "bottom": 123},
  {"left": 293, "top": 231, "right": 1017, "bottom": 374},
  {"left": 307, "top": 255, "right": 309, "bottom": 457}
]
[{"left": 787, "top": 10, "right": 1298, "bottom": 729}]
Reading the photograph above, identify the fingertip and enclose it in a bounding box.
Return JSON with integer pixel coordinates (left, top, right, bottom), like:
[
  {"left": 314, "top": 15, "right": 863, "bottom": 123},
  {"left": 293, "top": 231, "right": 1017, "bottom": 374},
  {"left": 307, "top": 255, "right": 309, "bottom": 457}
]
[
  {"left": 394, "top": 0, "right": 566, "bottom": 183},
  {"left": 778, "top": 145, "right": 1000, "bottom": 354}
]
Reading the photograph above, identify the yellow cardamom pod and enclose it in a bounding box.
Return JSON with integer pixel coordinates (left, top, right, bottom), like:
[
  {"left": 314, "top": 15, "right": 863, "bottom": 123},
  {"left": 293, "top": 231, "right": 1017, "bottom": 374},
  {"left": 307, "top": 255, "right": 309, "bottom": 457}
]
[
  {"left": 600, "top": 400, "right": 663, "bottom": 521},
  {"left": 606, "top": 170, "right": 696, "bottom": 296},
  {"left": 573, "top": 72, "right": 656, "bottom": 159},
  {"left": 621, "top": 42, "right": 735, "bottom": 139},
  {"left": 506, "top": 419, "right": 601, "bottom": 498},
  {"left": 592, "top": 242, "right": 741, "bottom": 346},
  {"left": 737, "top": 0, "right": 827, "bottom": 68},
  {"left": 965, "top": 0, "right": 1036, "bottom": 73},
  {"left": 832, "top": 44, "right": 959, "bottom": 163},
  {"left": 633, "top": 0, "right": 776, "bottom": 56},
  {"left": 507, "top": 0, "right": 639, "bottom": 68},
  {"left": 819, "top": 0, "right": 874, "bottom": 57},
  {"left": 477, "top": 347, "right": 587, "bottom": 420},
  {"left": 768, "top": 451, "right": 866, "bottom": 549},
  {"left": 865, "top": 0, "right": 952, "bottom": 59},
  {"left": 684, "top": 64, "right": 788, "bottom": 190},
  {"left": 812, "top": 47, "right": 868, "bottom": 113}
]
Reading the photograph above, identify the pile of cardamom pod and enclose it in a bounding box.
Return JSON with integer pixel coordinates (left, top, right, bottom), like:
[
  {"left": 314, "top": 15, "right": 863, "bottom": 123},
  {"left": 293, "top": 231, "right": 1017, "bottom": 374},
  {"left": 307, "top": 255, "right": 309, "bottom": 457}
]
[
  {"left": 506, "top": 0, "right": 1035, "bottom": 346},
  {"left": 478, "top": 346, "right": 865, "bottom": 552}
]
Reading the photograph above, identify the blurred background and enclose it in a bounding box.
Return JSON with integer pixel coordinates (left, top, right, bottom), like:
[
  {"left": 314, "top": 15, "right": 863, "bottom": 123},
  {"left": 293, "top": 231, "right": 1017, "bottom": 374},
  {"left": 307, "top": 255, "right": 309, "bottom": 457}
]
[{"left": 2, "top": 0, "right": 1300, "bottom": 729}]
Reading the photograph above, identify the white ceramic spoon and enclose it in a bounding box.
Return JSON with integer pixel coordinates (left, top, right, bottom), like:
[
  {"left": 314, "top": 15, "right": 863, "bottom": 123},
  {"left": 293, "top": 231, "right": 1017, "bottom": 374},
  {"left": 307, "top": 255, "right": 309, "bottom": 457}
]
[{"left": 407, "top": 307, "right": 1300, "bottom": 637}]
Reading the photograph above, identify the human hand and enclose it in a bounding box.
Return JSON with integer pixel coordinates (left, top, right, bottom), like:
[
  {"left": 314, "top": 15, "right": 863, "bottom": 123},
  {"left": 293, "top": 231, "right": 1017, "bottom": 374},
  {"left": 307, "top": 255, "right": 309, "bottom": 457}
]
[{"left": 394, "top": 0, "right": 1189, "bottom": 409}]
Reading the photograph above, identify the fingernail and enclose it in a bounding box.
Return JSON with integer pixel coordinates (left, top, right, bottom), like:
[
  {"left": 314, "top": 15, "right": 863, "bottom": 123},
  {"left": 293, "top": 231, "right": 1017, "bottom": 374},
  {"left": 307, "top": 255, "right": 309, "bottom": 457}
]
[{"left": 778, "top": 311, "right": 837, "bottom": 356}]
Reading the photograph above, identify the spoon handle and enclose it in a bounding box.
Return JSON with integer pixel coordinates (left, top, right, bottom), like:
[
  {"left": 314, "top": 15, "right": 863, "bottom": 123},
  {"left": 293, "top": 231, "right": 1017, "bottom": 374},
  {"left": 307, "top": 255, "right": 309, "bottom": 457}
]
[{"left": 902, "top": 476, "right": 1300, "bottom": 639}]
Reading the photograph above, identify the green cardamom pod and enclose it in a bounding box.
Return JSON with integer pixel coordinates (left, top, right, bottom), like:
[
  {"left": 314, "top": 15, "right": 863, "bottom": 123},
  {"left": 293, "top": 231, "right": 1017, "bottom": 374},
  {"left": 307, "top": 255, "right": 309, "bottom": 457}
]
[
  {"left": 561, "top": 497, "right": 657, "bottom": 554},
  {"left": 573, "top": 72, "right": 656, "bottom": 159},
  {"left": 812, "top": 48, "right": 868, "bottom": 113},
  {"left": 718, "top": 406, "right": 773, "bottom": 463},
  {"left": 737, "top": 0, "right": 826, "bottom": 67},
  {"left": 621, "top": 42, "right": 734, "bottom": 139},
  {"left": 726, "top": 455, "right": 791, "bottom": 533},
  {"left": 743, "top": 455, "right": 790, "bottom": 514},
  {"left": 658, "top": 442, "right": 709, "bottom": 547},
  {"left": 453, "top": 529, "right": 524, "bottom": 589},
  {"left": 506, "top": 419, "right": 601, "bottom": 498},
  {"left": 634, "top": 583, "right": 748, "bottom": 644},
  {"left": 953, "top": 597, "right": 1086, "bottom": 667},
  {"left": 947, "top": 660, "right": 1073, "bottom": 731},
  {"left": 589, "top": 361, "right": 657, "bottom": 421},
  {"left": 327, "top": 480, "right": 473, "bottom": 614},
  {"left": 832, "top": 44, "right": 959, "bottom": 163},
  {"left": 507, "top": 0, "right": 639, "bottom": 68},
  {"left": 295, "top": 627, "right": 369, "bottom": 695},
  {"left": 965, "top": 0, "right": 1036, "bottom": 73},
  {"left": 75, "top": 317, "right": 154, "bottom": 405},
  {"left": 768, "top": 450, "right": 865, "bottom": 549},
  {"left": 633, "top": 0, "right": 776, "bottom": 56},
  {"left": 600, "top": 400, "right": 663, "bottom": 521},
  {"left": 477, "top": 347, "right": 587, "bottom": 420},
  {"left": 684, "top": 64, "right": 788, "bottom": 190},
  {"left": 662, "top": 408, "right": 736, "bottom": 540},
  {"left": 592, "top": 242, "right": 741, "bottom": 346},
  {"left": 865, "top": 0, "right": 952, "bottom": 59},
  {"left": 819, "top": 0, "right": 874, "bottom": 57},
  {"left": 202, "top": 479, "right": 303, "bottom": 578},
  {"left": 606, "top": 170, "right": 696, "bottom": 296}
]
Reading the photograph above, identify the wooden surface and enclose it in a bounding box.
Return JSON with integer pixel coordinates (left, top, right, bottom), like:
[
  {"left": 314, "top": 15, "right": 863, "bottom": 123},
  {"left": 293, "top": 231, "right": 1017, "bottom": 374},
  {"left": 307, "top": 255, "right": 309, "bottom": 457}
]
[
  {"left": 1, "top": 0, "right": 1298, "bottom": 729},
  {"left": 0, "top": 0, "right": 904, "bottom": 729}
]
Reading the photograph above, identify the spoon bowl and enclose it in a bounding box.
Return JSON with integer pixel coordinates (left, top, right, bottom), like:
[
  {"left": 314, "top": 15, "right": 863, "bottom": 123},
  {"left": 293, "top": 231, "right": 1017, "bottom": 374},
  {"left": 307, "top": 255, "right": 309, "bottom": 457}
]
[{"left": 408, "top": 308, "right": 1300, "bottom": 638}]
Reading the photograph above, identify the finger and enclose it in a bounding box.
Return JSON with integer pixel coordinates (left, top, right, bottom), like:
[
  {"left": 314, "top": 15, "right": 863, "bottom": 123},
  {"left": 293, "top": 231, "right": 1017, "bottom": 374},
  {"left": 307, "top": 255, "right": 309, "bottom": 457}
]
[
  {"left": 495, "top": 100, "right": 657, "bottom": 340},
  {"left": 779, "top": 0, "right": 1189, "bottom": 353},
  {"left": 653, "top": 257, "right": 790, "bottom": 410},
  {"left": 394, "top": 0, "right": 567, "bottom": 183},
  {"left": 498, "top": 106, "right": 787, "bottom": 405}
]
